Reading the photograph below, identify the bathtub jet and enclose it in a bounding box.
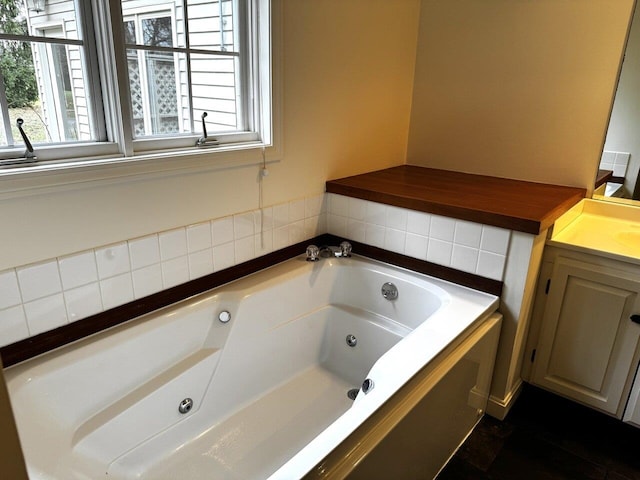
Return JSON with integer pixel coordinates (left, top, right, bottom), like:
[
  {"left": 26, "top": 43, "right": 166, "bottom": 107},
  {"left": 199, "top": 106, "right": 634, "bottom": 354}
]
[{"left": 5, "top": 253, "right": 499, "bottom": 480}]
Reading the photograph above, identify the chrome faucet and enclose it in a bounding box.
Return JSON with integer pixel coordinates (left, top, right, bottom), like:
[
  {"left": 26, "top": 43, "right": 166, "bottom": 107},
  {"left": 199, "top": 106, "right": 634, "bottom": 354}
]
[
  {"left": 306, "top": 244, "right": 320, "bottom": 262},
  {"left": 305, "top": 241, "right": 352, "bottom": 261},
  {"left": 339, "top": 241, "right": 352, "bottom": 258}
]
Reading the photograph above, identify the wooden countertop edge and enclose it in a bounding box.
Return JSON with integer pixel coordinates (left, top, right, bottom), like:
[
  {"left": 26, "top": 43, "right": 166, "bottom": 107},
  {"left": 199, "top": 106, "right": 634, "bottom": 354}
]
[
  {"left": 326, "top": 168, "right": 586, "bottom": 235},
  {"left": 596, "top": 169, "right": 614, "bottom": 188}
]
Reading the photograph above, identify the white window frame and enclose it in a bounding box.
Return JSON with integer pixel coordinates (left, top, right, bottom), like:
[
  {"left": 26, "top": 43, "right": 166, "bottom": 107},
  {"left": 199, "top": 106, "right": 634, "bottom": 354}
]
[
  {"left": 0, "top": 0, "right": 277, "bottom": 185},
  {"left": 0, "top": 0, "right": 113, "bottom": 163},
  {"left": 122, "top": 5, "right": 182, "bottom": 138},
  {"left": 115, "top": 0, "right": 272, "bottom": 155},
  {"left": 34, "top": 22, "right": 79, "bottom": 143}
]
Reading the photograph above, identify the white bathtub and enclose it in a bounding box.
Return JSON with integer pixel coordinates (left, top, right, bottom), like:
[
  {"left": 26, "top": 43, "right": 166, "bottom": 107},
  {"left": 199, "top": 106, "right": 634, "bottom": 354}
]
[{"left": 5, "top": 254, "right": 499, "bottom": 480}]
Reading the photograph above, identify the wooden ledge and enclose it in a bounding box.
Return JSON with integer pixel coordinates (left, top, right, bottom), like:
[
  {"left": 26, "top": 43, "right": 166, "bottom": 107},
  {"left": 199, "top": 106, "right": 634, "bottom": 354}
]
[
  {"left": 326, "top": 165, "right": 586, "bottom": 235},
  {"left": 596, "top": 169, "right": 614, "bottom": 188}
]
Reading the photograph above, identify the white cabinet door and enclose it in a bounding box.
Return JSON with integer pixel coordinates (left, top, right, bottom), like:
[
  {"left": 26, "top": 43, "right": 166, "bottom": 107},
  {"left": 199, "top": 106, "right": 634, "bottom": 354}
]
[{"left": 531, "top": 256, "right": 640, "bottom": 416}]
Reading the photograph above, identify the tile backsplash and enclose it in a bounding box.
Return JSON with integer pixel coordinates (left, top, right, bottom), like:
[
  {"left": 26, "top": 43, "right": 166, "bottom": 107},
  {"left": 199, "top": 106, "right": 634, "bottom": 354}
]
[
  {"left": 599, "top": 150, "right": 630, "bottom": 178},
  {"left": 327, "top": 194, "right": 511, "bottom": 282},
  {"left": 0, "top": 193, "right": 513, "bottom": 348},
  {"left": 0, "top": 195, "right": 327, "bottom": 347}
]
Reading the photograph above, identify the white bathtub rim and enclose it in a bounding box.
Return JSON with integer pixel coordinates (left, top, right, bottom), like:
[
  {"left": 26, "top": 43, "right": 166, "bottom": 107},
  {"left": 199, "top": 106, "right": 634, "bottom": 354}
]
[
  {"left": 6, "top": 253, "right": 498, "bottom": 480},
  {"left": 268, "top": 292, "right": 498, "bottom": 480}
]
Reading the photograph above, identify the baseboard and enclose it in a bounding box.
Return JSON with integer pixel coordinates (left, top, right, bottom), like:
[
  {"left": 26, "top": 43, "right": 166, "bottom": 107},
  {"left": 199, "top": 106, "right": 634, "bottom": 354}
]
[{"left": 486, "top": 379, "right": 524, "bottom": 420}]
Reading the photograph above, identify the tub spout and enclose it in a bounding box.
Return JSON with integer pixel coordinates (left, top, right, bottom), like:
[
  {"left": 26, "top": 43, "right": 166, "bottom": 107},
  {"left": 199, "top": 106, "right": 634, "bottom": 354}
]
[{"left": 319, "top": 246, "right": 335, "bottom": 258}]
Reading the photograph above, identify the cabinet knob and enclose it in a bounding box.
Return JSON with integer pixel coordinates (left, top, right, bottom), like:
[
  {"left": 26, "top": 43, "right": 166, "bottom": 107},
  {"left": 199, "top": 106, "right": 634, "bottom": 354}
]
[{"left": 631, "top": 314, "right": 640, "bottom": 324}]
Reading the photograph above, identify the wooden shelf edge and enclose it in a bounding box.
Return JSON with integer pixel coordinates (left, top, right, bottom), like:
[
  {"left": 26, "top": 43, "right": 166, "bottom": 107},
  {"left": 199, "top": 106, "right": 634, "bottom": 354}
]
[{"left": 327, "top": 166, "right": 586, "bottom": 235}]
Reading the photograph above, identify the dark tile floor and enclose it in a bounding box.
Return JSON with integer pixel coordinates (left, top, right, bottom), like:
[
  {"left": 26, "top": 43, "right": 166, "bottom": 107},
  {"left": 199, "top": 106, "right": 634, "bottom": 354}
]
[{"left": 436, "top": 384, "right": 640, "bottom": 480}]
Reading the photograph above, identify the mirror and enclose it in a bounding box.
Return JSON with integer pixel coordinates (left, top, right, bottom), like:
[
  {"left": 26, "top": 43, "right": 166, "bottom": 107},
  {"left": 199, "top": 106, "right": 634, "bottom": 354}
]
[{"left": 594, "top": 5, "right": 640, "bottom": 204}]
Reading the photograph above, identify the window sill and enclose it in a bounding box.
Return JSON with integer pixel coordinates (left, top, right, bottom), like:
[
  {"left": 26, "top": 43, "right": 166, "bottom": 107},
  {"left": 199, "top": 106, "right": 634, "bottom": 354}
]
[{"left": 0, "top": 142, "right": 281, "bottom": 200}]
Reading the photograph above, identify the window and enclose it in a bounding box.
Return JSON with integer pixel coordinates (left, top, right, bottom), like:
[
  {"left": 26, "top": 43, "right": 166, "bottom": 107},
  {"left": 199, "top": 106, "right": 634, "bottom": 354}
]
[
  {"left": 124, "top": 11, "right": 180, "bottom": 137},
  {"left": 0, "top": 0, "right": 271, "bottom": 167},
  {"left": 36, "top": 25, "right": 80, "bottom": 142}
]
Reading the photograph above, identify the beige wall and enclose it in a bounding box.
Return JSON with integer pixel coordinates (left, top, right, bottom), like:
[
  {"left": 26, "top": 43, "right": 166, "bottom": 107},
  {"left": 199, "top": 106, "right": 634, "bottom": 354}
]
[
  {"left": 407, "top": 0, "right": 635, "bottom": 189},
  {"left": 0, "top": 0, "right": 421, "bottom": 271},
  {"left": 273, "top": 0, "right": 420, "bottom": 202}
]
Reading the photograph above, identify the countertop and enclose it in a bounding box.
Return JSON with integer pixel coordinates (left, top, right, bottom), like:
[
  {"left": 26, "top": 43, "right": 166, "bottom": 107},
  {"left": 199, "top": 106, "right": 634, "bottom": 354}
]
[
  {"left": 549, "top": 199, "right": 640, "bottom": 264},
  {"left": 326, "top": 166, "right": 586, "bottom": 235}
]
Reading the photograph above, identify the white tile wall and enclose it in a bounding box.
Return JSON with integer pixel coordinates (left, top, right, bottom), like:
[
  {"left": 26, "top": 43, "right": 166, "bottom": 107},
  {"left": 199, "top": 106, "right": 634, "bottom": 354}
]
[
  {"left": 65, "top": 283, "right": 102, "bottom": 322},
  {"left": 161, "top": 256, "right": 189, "bottom": 289},
  {"left": 132, "top": 264, "right": 163, "bottom": 299},
  {"left": 17, "top": 260, "right": 61, "bottom": 302},
  {"left": 188, "top": 249, "right": 214, "bottom": 279},
  {"left": 407, "top": 211, "right": 430, "bottom": 236},
  {"left": 0, "top": 270, "right": 21, "bottom": 310},
  {"left": 24, "top": 294, "right": 67, "bottom": 335},
  {"left": 327, "top": 194, "right": 511, "bottom": 282},
  {"left": 100, "top": 273, "right": 134, "bottom": 310},
  {"left": 348, "top": 198, "right": 366, "bottom": 221},
  {"left": 0, "top": 194, "right": 327, "bottom": 347},
  {"left": 0, "top": 192, "right": 512, "bottom": 348},
  {"left": 405, "top": 233, "right": 429, "bottom": 259},
  {"left": 59, "top": 251, "right": 98, "bottom": 290},
  {"left": 614, "top": 152, "right": 631, "bottom": 178},
  {"left": 129, "top": 235, "right": 160, "bottom": 270},
  {"left": 186, "top": 223, "right": 212, "bottom": 253},
  {"left": 599, "top": 150, "right": 631, "bottom": 178},
  {"left": 159, "top": 229, "right": 188, "bottom": 261},
  {"left": 290, "top": 199, "right": 305, "bottom": 222},
  {"left": 233, "top": 212, "right": 256, "bottom": 240},
  {"left": 211, "top": 217, "right": 234, "bottom": 246},
  {"left": 96, "top": 243, "right": 131, "bottom": 280},
  {"left": 0, "top": 306, "right": 29, "bottom": 345}
]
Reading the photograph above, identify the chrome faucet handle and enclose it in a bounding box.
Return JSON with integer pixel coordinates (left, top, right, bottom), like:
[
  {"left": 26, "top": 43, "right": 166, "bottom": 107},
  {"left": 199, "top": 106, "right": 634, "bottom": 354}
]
[
  {"left": 306, "top": 244, "right": 320, "bottom": 262},
  {"left": 339, "top": 241, "right": 352, "bottom": 257}
]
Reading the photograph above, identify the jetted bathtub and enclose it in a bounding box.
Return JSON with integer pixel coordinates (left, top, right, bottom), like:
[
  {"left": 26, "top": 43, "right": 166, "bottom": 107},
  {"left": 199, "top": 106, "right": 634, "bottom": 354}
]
[{"left": 5, "top": 253, "right": 499, "bottom": 479}]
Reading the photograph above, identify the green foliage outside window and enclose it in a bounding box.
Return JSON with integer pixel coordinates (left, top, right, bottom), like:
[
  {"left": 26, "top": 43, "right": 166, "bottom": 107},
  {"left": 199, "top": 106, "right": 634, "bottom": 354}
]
[{"left": 0, "top": 0, "right": 38, "bottom": 108}]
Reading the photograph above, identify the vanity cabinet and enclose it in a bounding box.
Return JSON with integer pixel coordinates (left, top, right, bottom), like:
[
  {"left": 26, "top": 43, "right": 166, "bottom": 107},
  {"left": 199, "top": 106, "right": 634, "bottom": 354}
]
[{"left": 529, "top": 247, "right": 640, "bottom": 418}]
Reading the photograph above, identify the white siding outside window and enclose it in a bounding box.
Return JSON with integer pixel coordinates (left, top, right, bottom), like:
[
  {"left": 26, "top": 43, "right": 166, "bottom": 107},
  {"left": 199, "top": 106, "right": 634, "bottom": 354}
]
[{"left": 0, "top": 0, "right": 271, "bottom": 167}]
